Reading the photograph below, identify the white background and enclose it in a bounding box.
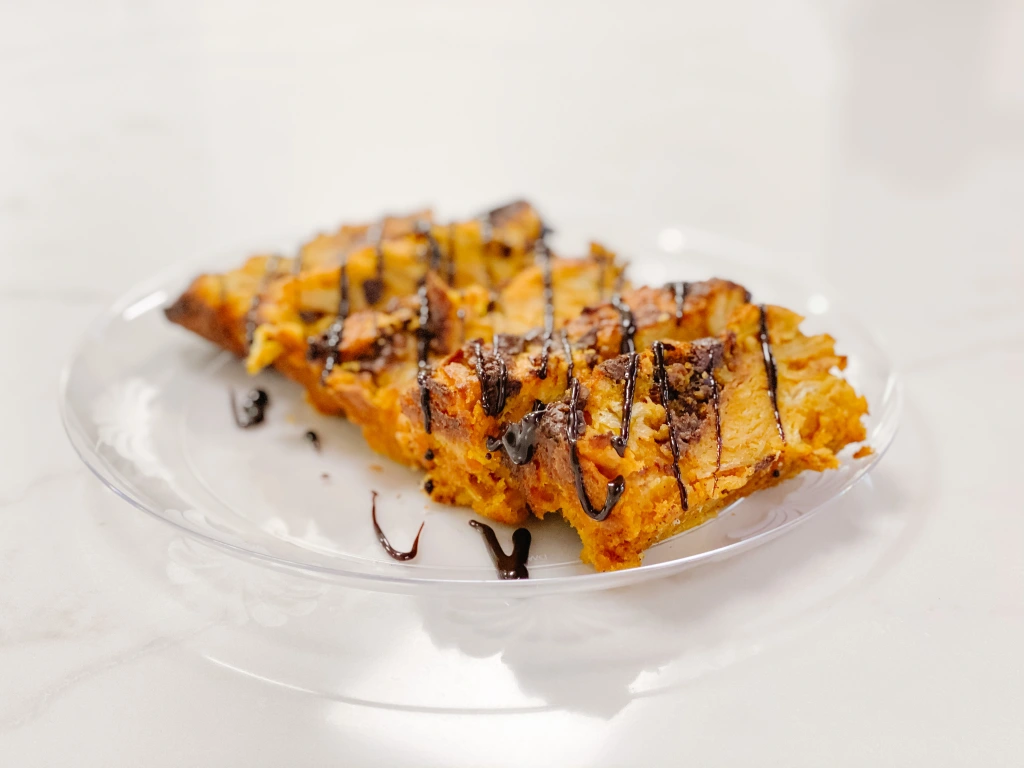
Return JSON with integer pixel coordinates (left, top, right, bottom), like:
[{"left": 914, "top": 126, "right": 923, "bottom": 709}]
[{"left": 1, "top": 1, "right": 1023, "bottom": 765}]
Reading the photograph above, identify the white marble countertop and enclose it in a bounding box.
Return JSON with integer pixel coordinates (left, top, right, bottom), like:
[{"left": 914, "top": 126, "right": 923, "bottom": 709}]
[{"left": 2, "top": 1, "right": 1023, "bottom": 765}]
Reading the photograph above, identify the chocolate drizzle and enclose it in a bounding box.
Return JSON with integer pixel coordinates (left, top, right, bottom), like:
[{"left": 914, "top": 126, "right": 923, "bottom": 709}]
[
  {"left": 415, "top": 281, "right": 433, "bottom": 434},
  {"left": 610, "top": 351, "right": 639, "bottom": 457},
  {"left": 362, "top": 219, "right": 387, "bottom": 306},
  {"left": 468, "top": 520, "right": 531, "bottom": 579},
  {"left": 446, "top": 222, "right": 457, "bottom": 285},
  {"left": 566, "top": 377, "right": 625, "bottom": 521},
  {"left": 670, "top": 281, "right": 690, "bottom": 325},
  {"left": 535, "top": 231, "right": 555, "bottom": 379},
  {"left": 486, "top": 401, "right": 545, "bottom": 465},
  {"left": 472, "top": 338, "right": 508, "bottom": 417},
  {"left": 652, "top": 341, "right": 688, "bottom": 511},
  {"left": 304, "top": 430, "right": 321, "bottom": 452},
  {"left": 414, "top": 222, "right": 443, "bottom": 434},
  {"left": 230, "top": 388, "right": 269, "bottom": 428},
  {"left": 245, "top": 254, "right": 280, "bottom": 350},
  {"left": 318, "top": 254, "right": 350, "bottom": 384},
  {"left": 758, "top": 304, "right": 785, "bottom": 441},
  {"left": 610, "top": 293, "right": 636, "bottom": 354},
  {"left": 709, "top": 364, "right": 723, "bottom": 488},
  {"left": 371, "top": 491, "right": 424, "bottom": 561}
]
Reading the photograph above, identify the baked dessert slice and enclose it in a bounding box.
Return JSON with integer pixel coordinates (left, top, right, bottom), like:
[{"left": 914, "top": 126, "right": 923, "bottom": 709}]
[
  {"left": 247, "top": 249, "right": 623, "bottom": 464},
  {"left": 165, "top": 200, "right": 550, "bottom": 360},
  {"left": 399, "top": 279, "right": 752, "bottom": 520},
  {"left": 166, "top": 200, "right": 624, "bottom": 462},
  {"left": 406, "top": 296, "right": 867, "bottom": 570},
  {"left": 166, "top": 203, "right": 868, "bottom": 572}
]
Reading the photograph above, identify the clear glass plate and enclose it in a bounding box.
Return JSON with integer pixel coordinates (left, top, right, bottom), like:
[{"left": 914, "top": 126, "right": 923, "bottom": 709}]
[{"left": 60, "top": 229, "right": 900, "bottom": 594}]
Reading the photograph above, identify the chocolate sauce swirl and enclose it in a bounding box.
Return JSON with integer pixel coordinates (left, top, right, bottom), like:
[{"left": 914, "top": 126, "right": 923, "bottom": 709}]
[
  {"left": 230, "top": 388, "right": 269, "bottom": 428},
  {"left": 472, "top": 338, "right": 509, "bottom": 417},
  {"left": 535, "top": 231, "right": 555, "bottom": 380},
  {"left": 468, "top": 520, "right": 531, "bottom": 579},
  {"left": 652, "top": 341, "right": 688, "bottom": 511},
  {"left": 371, "top": 491, "right": 424, "bottom": 561},
  {"left": 319, "top": 255, "right": 350, "bottom": 385},
  {"left": 610, "top": 351, "right": 639, "bottom": 458},
  {"left": 566, "top": 377, "right": 625, "bottom": 521},
  {"left": 610, "top": 294, "right": 636, "bottom": 354},
  {"left": 758, "top": 304, "right": 785, "bottom": 441},
  {"left": 670, "top": 281, "right": 690, "bottom": 325},
  {"left": 244, "top": 254, "right": 280, "bottom": 350}
]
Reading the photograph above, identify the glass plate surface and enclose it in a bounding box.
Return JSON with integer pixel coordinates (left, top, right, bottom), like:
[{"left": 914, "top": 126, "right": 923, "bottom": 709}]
[{"left": 60, "top": 229, "right": 900, "bottom": 594}]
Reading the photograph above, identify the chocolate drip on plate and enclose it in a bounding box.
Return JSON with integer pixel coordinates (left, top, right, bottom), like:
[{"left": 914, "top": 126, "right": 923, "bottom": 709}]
[
  {"left": 304, "top": 430, "right": 321, "bottom": 452},
  {"left": 652, "top": 341, "right": 688, "bottom": 511},
  {"left": 758, "top": 304, "right": 785, "bottom": 441},
  {"left": 371, "top": 491, "right": 424, "bottom": 561},
  {"left": 610, "top": 351, "right": 639, "bottom": 457},
  {"left": 566, "top": 378, "right": 625, "bottom": 521},
  {"left": 230, "top": 388, "right": 269, "bottom": 428},
  {"left": 468, "top": 520, "right": 531, "bottom": 579}
]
